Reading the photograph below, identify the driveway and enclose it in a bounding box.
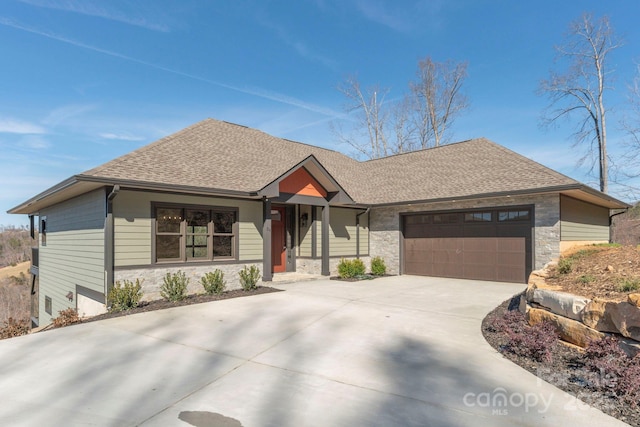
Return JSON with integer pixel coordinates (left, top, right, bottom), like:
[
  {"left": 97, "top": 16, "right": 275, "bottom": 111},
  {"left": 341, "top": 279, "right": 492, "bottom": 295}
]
[{"left": 0, "top": 276, "right": 628, "bottom": 427}]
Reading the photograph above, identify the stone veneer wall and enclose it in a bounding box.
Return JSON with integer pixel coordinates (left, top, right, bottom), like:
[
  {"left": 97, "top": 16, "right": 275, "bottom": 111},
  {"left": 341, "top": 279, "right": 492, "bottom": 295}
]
[
  {"left": 369, "top": 194, "right": 561, "bottom": 275},
  {"left": 296, "top": 256, "right": 372, "bottom": 276},
  {"left": 114, "top": 262, "right": 262, "bottom": 301}
]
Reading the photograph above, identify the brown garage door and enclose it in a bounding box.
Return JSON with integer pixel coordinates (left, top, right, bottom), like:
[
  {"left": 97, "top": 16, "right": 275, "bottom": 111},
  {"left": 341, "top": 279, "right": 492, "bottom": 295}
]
[{"left": 402, "top": 208, "right": 532, "bottom": 283}]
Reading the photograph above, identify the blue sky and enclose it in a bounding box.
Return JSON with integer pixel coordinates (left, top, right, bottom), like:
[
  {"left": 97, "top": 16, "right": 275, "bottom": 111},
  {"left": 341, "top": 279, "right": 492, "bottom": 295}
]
[{"left": 1, "top": 0, "right": 640, "bottom": 227}]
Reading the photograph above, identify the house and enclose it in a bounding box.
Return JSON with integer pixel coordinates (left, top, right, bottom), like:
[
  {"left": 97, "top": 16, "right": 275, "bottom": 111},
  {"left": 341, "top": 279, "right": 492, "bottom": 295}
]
[{"left": 8, "top": 118, "right": 628, "bottom": 327}]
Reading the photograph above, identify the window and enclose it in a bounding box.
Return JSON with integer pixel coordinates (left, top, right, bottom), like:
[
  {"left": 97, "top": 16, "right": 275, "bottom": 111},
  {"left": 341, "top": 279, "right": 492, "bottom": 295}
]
[
  {"left": 40, "top": 217, "right": 47, "bottom": 246},
  {"left": 464, "top": 212, "right": 492, "bottom": 222},
  {"left": 155, "top": 205, "right": 237, "bottom": 263},
  {"left": 498, "top": 210, "right": 530, "bottom": 222},
  {"left": 45, "top": 295, "right": 52, "bottom": 315},
  {"left": 433, "top": 213, "right": 459, "bottom": 224}
]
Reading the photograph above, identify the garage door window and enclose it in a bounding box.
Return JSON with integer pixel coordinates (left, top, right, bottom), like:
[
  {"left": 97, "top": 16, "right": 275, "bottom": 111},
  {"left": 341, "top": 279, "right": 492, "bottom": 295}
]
[
  {"left": 498, "top": 210, "right": 530, "bottom": 222},
  {"left": 433, "top": 213, "right": 459, "bottom": 224},
  {"left": 464, "top": 212, "right": 492, "bottom": 222}
]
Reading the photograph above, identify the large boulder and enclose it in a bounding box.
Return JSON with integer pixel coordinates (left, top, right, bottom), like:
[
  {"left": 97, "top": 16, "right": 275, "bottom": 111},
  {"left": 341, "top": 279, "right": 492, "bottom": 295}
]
[
  {"left": 581, "top": 298, "right": 619, "bottom": 332},
  {"left": 527, "top": 308, "right": 604, "bottom": 348},
  {"left": 530, "top": 288, "right": 590, "bottom": 321},
  {"left": 609, "top": 302, "right": 640, "bottom": 341},
  {"left": 628, "top": 293, "right": 640, "bottom": 308}
]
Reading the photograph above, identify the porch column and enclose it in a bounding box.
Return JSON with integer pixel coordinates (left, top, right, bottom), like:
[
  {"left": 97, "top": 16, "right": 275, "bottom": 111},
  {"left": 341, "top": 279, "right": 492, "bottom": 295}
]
[
  {"left": 262, "top": 198, "right": 272, "bottom": 281},
  {"left": 321, "top": 204, "right": 330, "bottom": 276}
]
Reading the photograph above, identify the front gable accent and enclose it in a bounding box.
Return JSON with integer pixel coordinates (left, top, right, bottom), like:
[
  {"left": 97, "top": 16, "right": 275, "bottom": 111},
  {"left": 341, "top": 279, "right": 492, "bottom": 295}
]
[
  {"left": 279, "top": 168, "right": 328, "bottom": 198},
  {"left": 258, "top": 155, "right": 354, "bottom": 206}
]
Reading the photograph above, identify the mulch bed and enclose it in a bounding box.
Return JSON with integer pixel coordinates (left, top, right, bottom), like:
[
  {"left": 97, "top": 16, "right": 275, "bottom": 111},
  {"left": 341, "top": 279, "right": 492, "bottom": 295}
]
[
  {"left": 546, "top": 245, "right": 640, "bottom": 301},
  {"left": 329, "top": 274, "right": 391, "bottom": 282},
  {"left": 482, "top": 295, "right": 640, "bottom": 427},
  {"left": 81, "top": 286, "right": 282, "bottom": 324}
]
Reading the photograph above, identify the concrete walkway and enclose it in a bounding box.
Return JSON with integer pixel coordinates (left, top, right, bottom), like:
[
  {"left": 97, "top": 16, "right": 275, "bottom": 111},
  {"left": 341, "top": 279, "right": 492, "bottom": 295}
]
[{"left": 0, "top": 276, "right": 629, "bottom": 426}]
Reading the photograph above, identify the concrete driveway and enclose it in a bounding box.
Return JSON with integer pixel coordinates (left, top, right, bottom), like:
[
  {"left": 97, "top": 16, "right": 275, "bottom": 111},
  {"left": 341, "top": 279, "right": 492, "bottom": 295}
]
[{"left": 0, "top": 276, "right": 628, "bottom": 427}]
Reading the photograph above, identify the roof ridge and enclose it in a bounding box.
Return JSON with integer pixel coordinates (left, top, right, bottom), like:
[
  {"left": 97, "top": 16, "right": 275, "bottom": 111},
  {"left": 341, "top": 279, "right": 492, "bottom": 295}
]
[{"left": 362, "top": 138, "right": 488, "bottom": 163}]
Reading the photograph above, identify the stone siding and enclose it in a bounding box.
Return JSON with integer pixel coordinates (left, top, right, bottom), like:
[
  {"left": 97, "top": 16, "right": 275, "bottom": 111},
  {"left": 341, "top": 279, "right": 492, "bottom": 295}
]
[
  {"left": 296, "top": 256, "right": 372, "bottom": 276},
  {"left": 114, "top": 262, "right": 262, "bottom": 301},
  {"left": 369, "top": 194, "right": 561, "bottom": 275}
]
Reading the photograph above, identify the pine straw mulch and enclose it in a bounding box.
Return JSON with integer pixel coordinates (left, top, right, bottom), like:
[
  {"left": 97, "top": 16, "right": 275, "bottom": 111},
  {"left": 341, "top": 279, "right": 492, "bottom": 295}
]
[{"left": 545, "top": 245, "right": 640, "bottom": 302}]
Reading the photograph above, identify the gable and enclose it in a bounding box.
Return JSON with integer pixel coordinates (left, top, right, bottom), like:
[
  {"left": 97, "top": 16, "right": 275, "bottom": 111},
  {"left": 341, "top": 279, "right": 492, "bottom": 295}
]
[{"left": 279, "top": 168, "right": 328, "bottom": 198}]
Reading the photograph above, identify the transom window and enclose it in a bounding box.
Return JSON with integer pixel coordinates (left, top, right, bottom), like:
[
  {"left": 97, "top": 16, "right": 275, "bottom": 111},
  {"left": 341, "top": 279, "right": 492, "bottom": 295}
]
[
  {"left": 498, "top": 210, "right": 531, "bottom": 222},
  {"left": 464, "top": 211, "right": 492, "bottom": 222},
  {"left": 155, "top": 205, "right": 237, "bottom": 263}
]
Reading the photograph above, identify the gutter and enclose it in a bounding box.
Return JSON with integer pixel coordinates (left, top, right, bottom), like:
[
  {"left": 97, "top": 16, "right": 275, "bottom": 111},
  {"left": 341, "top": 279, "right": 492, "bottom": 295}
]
[{"left": 355, "top": 207, "right": 370, "bottom": 259}]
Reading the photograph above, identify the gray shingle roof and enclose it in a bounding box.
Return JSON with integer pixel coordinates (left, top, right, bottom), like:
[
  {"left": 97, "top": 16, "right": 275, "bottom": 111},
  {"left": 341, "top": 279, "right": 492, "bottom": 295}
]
[{"left": 80, "top": 118, "right": 583, "bottom": 205}]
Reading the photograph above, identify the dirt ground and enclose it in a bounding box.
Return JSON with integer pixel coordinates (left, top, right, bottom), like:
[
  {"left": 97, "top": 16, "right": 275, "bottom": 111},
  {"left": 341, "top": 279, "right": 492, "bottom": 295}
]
[
  {"left": 545, "top": 245, "right": 640, "bottom": 301},
  {"left": 0, "top": 262, "right": 30, "bottom": 281}
]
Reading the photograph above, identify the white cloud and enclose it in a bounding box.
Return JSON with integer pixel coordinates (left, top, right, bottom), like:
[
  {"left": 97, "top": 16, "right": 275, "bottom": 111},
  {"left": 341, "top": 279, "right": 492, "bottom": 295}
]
[
  {"left": 20, "top": 135, "right": 51, "bottom": 149},
  {"left": 42, "top": 104, "right": 97, "bottom": 127},
  {"left": 0, "top": 118, "right": 45, "bottom": 134},
  {"left": 18, "top": 0, "right": 170, "bottom": 32},
  {"left": 99, "top": 132, "right": 145, "bottom": 142}
]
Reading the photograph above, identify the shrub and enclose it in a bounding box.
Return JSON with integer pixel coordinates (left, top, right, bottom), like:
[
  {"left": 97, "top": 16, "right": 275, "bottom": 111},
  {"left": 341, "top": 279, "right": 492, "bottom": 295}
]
[
  {"left": 52, "top": 308, "right": 80, "bottom": 328},
  {"left": 337, "top": 258, "right": 367, "bottom": 278},
  {"left": 582, "top": 336, "right": 640, "bottom": 407},
  {"left": 557, "top": 257, "right": 573, "bottom": 274},
  {"left": 0, "top": 317, "right": 29, "bottom": 339},
  {"left": 239, "top": 266, "right": 261, "bottom": 291},
  {"left": 618, "top": 277, "right": 640, "bottom": 293},
  {"left": 370, "top": 257, "right": 386, "bottom": 276},
  {"left": 108, "top": 279, "right": 143, "bottom": 312},
  {"left": 505, "top": 320, "right": 558, "bottom": 363},
  {"left": 201, "top": 269, "right": 226, "bottom": 295},
  {"left": 577, "top": 274, "right": 595, "bottom": 285},
  {"left": 491, "top": 309, "right": 558, "bottom": 363},
  {"left": 161, "top": 270, "right": 189, "bottom": 302}
]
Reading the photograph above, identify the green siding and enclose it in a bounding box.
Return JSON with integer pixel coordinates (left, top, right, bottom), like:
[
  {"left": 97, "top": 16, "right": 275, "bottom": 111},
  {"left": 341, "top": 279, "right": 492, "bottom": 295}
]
[
  {"left": 38, "top": 189, "right": 106, "bottom": 324},
  {"left": 329, "top": 207, "right": 369, "bottom": 257},
  {"left": 298, "top": 205, "right": 313, "bottom": 257},
  {"left": 560, "top": 196, "right": 610, "bottom": 241},
  {"left": 113, "top": 190, "right": 263, "bottom": 266}
]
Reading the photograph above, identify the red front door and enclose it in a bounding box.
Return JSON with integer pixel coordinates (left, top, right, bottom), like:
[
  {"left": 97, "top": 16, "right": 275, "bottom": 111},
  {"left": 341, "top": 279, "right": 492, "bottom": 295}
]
[{"left": 271, "top": 207, "right": 286, "bottom": 273}]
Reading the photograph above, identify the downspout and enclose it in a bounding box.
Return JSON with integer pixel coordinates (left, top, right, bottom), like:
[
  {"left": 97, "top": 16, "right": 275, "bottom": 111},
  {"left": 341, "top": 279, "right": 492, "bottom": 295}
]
[
  {"left": 105, "top": 185, "right": 120, "bottom": 302},
  {"left": 356, "top": 207, "right": 370, "bottom": 259},
  {"left": 609, "top": 208, "right": 629, "bottom": 243}
]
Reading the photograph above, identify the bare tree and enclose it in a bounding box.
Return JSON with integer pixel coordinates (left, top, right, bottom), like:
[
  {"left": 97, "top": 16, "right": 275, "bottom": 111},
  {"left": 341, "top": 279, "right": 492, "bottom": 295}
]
[
  {"left": 333, "top": 57, "right": 469, "bottom": 159},
  {"left": 331, "top": 76, "right": 393, "bottom": 159},
  {"left": 539, "top": 13, "right": 622, "bottom": 194},
  {"left": 410, "top": 57, "right": 469, "bottom": 148}
]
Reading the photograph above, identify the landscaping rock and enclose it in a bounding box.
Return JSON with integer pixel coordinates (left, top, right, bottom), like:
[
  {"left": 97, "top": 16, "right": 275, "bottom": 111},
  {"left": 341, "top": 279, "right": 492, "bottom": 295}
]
[
  {"left": 609, "top": 302, "right": 640, "bottom": 341},
  {"left": 628, "top": 293, "right": 640, "bottom": 308},
  {"left": 519, "top": 294, "right": 528, "bottom": 314},
  {"left": 619, "top": 336, "right": 640, "bottom": 358},
  {"left": 581, "top": 298, "right": 618, "bottom": 333},
  {"left": 527, "top": 307, "right": 604, "bottom": 347},
  {"left": 530, "top": 288, "right": 590, "bottom": 321}
]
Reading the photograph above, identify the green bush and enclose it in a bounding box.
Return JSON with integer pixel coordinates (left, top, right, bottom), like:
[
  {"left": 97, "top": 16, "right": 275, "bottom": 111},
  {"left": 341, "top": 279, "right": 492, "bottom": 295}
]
[
  {"left": 370, "top": 257, "right": 386, "bottom": 276},
  {"left": 618, "top": 278, "right": 640, "bottom": 293},
  {"left": 239, "top": 266, "right": 261, "bottom": 291},
  {"left": 557, "top": 257, "right": 573, "bottom": 275},
  {"left": 108, "top": 279, "right": 143, "bottom": 312},
  {"left": 337, "top": 258, "right": 366, "bottom": 278},
  {"left": 161, "top": 270, "right": 189, "bottom": 302},
  {"left": 576, "top": 274, "right": 595, "bottom": 285},
  {"left": 201, "top": 269, "right": 226, "bottom": 295}
]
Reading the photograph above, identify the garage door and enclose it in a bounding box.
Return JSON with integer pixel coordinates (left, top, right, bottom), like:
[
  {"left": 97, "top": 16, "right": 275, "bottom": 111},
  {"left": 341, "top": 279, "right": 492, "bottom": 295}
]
[{"left": 402, "top": 208, "right": 532, "bottom": 283}]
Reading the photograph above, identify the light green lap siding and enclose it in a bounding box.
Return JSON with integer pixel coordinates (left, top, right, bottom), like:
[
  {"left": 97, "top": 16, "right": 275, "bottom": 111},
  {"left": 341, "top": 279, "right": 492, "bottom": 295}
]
[
  {"left": 298, "top": 205, "right": 313, "bottom": 257},
  {"left": 39, "top": 189, "right": 106, "bottom": 324},
  {"left": 305, "top": 206, "right": 369, "bottom": 257},
  {"left": 113, "top": 190, "right": 263, "bottom": 267},
  {"left": 329, "top": 207, "right": 369, "bottom": 257},
  {"left": 560, "top": 195, "right": 610, "bottom": 241}
]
